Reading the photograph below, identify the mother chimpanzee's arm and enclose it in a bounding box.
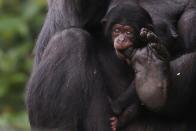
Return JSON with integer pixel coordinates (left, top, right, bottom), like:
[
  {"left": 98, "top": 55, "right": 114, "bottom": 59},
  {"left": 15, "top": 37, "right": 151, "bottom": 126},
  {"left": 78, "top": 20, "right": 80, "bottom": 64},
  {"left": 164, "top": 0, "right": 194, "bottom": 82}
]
[{"left": 35, "top": 0, "right": 111, "bottom": 65}]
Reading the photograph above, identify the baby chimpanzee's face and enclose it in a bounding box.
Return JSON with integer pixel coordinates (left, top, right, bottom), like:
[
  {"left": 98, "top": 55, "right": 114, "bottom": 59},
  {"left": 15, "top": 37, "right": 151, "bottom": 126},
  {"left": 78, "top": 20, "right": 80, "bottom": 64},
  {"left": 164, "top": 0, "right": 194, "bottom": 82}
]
[{"left": 112, "top": 24, "right": 135, "bottom": 51}]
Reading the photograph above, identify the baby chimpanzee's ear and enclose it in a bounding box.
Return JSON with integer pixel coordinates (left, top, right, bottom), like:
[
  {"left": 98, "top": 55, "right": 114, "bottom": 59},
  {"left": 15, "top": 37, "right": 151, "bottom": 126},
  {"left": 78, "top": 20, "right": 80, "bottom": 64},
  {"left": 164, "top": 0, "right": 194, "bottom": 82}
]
[
  {"left": 100, "top": 18, "right": 110, "bottom": 36},
  {"left": 101, "top": 18, "right": 107, "bottom": 26}
]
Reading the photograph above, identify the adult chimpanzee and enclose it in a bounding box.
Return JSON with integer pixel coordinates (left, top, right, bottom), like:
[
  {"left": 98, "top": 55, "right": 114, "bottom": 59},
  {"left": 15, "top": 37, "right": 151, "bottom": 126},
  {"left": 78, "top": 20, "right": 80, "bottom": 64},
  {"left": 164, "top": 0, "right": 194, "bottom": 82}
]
[
  {"left": 26, "top": 0, "right": 196, "bottom": 131},
  {"left": 27, "top": 0, "right": 115, "bottom": 131}
]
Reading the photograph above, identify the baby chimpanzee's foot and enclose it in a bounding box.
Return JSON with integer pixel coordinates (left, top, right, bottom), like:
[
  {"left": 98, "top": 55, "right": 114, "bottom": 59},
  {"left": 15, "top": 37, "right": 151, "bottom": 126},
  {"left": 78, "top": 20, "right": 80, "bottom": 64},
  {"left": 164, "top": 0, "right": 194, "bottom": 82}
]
[
  {"left": 140, "top": 28, "right": 170, "bottom": 61},
  {"left": 140, "top": 28, "right": 160, "bottom": 43}
]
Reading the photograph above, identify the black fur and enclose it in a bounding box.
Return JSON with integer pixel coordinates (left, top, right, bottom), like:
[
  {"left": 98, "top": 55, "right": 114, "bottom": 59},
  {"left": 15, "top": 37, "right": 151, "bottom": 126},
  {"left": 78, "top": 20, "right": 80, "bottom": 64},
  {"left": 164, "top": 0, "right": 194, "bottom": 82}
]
[{"left": 26, "top": 0, "right": 196, "bottom": 131}]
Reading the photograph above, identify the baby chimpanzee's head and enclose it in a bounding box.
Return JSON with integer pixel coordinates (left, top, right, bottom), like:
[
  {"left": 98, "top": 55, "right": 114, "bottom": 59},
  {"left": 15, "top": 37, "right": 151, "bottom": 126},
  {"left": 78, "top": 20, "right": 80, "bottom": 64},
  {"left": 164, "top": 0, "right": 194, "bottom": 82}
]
[{"left": 102, "top": 3, "right": 153, "bottom": 53}]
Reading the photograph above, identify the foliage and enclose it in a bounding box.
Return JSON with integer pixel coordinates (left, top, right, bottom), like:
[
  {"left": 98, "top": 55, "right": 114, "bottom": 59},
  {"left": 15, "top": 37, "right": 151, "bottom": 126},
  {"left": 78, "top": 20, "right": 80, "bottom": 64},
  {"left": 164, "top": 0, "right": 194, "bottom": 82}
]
[{"left": 0, "top": 0, "right": 46, "bottom": 130}]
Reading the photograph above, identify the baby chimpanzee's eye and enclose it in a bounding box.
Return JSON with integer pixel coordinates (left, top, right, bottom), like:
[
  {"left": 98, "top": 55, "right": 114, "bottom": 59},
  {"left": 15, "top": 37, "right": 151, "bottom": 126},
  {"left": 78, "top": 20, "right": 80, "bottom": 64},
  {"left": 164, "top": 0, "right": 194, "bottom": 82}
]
[
  {"left": 126, "top": 31, "right": 131, "bottom": 34},
  {"left": 114, "top": 28, "right": 120, "bottom": 33}
]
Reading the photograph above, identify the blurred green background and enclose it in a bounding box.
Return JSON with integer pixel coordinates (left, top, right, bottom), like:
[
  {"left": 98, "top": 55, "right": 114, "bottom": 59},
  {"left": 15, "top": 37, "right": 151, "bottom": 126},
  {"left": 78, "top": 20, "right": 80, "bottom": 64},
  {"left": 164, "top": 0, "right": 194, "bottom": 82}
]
[{"left": 0, "top": 0, "right": 46, "bottom": 130}]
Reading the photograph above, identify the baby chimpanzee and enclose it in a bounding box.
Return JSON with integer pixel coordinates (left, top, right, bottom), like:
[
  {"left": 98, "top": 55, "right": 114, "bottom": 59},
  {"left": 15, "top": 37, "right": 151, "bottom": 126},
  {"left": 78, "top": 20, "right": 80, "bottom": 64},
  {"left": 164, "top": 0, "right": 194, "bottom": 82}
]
[{"left": 102, "top": 2, "right": 170, "bottom": 130}]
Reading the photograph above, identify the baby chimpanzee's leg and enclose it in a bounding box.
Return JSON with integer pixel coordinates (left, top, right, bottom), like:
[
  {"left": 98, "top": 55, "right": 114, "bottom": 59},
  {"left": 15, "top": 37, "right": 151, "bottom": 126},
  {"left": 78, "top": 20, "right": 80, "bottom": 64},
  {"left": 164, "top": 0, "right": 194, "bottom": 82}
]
[{"left": 132, "top": 28, "right": 170, "bottom": 111}]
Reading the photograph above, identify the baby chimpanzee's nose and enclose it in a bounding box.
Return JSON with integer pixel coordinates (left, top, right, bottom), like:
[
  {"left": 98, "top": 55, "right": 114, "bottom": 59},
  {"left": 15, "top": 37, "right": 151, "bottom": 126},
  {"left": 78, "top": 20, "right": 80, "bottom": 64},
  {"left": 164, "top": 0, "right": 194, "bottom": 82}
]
[
  {"left": 118, "top": 34, "right": 127, "bottom": 43},
  {"left": 119, "top": 34, "right": 125, "bottom": 40}
]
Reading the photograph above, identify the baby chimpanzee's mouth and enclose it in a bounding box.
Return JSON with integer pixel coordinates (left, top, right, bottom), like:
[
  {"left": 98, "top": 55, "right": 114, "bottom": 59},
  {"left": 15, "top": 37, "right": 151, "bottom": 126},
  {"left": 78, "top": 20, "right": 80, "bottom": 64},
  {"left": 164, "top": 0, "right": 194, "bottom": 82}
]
[{"left": 114, "top": 39, "right": 134, "bottom": 50}]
